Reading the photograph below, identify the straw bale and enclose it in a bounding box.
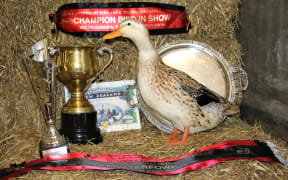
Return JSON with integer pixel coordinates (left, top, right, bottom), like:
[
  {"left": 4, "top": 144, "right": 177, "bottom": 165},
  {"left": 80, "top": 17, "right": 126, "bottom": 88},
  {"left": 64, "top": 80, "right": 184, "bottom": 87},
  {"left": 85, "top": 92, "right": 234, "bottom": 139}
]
[
  {"left": 0, "top": 0, "right": 288, "bottom": 179},
  {"left": 1, "top": 117, "right": 288, "bottom": 179},
  {"left": 0, "top": 0, "right": 243, "bottom": 132}
]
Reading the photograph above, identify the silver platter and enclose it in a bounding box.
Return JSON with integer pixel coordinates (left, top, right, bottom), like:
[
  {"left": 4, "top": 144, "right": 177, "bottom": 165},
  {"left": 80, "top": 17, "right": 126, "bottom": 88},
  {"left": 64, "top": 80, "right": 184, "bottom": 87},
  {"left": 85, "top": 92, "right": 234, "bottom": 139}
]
[{"left": 138, "top": 40, "right": 248, "bottom": 134}]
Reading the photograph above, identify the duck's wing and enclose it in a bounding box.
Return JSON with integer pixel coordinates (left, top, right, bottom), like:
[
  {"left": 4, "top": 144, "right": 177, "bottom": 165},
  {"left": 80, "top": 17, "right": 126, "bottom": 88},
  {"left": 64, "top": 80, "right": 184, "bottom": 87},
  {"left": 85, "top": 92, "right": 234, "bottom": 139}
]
[{"left": 159, "top": 60, "right": 226, "bottom": 106}]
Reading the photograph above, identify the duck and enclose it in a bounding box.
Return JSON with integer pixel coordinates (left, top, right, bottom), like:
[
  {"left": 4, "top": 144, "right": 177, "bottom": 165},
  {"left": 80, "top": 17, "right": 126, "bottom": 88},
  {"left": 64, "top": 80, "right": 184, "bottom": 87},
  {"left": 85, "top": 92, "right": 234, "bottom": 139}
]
[{"left": 103, "top": 19, "right": 234, "bottom": 145}]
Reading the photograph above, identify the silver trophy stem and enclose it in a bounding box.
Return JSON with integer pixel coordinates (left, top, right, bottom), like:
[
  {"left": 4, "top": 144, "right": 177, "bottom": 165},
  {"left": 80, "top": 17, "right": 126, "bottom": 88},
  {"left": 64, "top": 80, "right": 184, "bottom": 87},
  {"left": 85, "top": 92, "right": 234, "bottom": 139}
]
[
  {"left": 51, "top": 63, "right": 56, "bottom": 120},
  {"left": 41, "top": 103, "right": 67, "bottom": 149},
  {"left": 39, "top": 52, "right": 69, "bottom": 157},
  {"left": 24, "top": 40, "right": 69, "bottom": 157}
]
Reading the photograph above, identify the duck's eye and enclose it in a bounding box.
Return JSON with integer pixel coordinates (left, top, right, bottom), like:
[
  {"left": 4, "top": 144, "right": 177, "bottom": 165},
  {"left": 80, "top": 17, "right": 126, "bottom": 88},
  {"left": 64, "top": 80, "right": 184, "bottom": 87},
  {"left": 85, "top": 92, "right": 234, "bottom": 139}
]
[{"left": 127, "top": 23, "right": 131, "bottom": 26}]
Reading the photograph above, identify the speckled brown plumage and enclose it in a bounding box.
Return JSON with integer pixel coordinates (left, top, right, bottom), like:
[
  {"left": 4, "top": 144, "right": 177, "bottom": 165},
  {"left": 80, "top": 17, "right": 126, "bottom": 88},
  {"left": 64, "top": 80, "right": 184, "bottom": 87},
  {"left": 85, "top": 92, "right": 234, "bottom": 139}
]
[
  {"left": 103, "top": 19, "right": 231, "bottom": 144},
  {"left": 138, "top": 53, "right": 225, "bottom": 130}
]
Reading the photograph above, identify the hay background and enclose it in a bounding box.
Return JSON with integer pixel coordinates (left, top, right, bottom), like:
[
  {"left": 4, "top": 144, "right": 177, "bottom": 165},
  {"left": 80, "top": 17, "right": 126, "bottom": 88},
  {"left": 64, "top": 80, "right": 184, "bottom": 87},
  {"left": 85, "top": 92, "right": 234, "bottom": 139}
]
[{"left": 0, "top": 0, "right": 287, "bottom": 179}]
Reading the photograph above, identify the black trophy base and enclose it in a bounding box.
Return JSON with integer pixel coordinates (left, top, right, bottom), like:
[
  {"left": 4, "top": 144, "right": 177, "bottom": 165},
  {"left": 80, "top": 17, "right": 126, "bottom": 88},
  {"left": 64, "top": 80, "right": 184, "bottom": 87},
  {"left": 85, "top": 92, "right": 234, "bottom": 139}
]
[{"left": 61, "top": 111, "right": 103, "bottom": 144}]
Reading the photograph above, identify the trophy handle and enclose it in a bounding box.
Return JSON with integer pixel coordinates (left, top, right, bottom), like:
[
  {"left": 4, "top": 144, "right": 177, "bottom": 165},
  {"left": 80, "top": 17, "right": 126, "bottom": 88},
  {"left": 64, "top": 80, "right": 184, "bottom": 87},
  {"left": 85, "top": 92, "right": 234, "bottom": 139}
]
[
  {"left": 90, "top": 47, "right": 113, "bottom": 84},
  {"left": 96, "top": 46, "right": 113, "bottom": 61}
]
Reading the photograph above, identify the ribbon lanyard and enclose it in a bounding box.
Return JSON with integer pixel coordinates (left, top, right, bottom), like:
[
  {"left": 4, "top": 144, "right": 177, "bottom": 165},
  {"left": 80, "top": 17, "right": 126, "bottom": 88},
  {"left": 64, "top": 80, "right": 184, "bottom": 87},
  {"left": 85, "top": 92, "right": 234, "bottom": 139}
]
[{"left": 1, "top": 140, "right": 285, "bottom": 179}]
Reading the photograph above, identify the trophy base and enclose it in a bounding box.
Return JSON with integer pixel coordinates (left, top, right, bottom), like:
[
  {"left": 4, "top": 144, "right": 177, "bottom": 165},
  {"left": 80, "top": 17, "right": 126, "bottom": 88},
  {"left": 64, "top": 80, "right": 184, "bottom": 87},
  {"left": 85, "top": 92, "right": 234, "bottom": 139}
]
[
  {"left": 39, "top": 138, "right": 70, "bottom": 158},
  {"left": 61, "top": 111, "right": 103, "bottom": 144}
]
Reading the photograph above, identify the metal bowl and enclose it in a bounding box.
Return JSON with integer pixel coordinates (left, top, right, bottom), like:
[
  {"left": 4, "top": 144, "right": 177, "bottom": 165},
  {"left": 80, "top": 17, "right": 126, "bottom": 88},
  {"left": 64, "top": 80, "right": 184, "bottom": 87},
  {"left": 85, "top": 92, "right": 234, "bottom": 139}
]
[{"left": 139, "top": 40, "right": 248, "bottom": 133}]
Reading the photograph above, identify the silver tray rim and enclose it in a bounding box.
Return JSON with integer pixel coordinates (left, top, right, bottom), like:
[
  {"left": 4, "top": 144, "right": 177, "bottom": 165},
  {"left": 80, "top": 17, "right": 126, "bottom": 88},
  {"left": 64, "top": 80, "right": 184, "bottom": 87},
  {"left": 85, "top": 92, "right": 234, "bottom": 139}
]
[{"left": 139, "top": 40, "right": 247, "bottom": 134}]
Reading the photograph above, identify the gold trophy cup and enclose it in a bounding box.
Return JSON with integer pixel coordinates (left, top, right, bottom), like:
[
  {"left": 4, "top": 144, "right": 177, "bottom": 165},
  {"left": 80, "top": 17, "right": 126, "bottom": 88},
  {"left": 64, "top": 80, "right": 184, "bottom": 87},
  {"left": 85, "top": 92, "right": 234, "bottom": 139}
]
[{"left": 56, "top": 47, "right": 112, "bottom": 144}]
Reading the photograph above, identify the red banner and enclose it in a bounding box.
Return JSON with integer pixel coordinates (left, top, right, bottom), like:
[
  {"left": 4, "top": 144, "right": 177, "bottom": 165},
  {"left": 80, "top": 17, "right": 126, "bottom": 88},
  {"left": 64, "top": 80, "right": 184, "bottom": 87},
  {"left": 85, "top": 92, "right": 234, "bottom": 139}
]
[{"left": 50, "top": 3, "right": 189, "bottom": 37}]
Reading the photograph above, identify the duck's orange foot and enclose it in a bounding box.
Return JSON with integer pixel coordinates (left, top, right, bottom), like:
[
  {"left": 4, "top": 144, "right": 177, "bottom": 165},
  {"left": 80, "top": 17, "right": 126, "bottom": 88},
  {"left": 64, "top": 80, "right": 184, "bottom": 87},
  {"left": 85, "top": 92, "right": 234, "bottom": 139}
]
[
  {"left": 159, "top": 128, "right": 179, "bottom": 139},
  {"left": 166, "top": 127, "right": 189, "bottom": 146}
]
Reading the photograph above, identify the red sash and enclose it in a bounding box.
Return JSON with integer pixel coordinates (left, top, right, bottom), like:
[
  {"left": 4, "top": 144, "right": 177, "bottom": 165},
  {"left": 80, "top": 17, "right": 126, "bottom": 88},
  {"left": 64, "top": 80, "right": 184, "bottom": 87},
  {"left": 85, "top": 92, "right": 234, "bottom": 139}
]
[{"left": 49, "top": 2, "right": 190, "bottom": 37}]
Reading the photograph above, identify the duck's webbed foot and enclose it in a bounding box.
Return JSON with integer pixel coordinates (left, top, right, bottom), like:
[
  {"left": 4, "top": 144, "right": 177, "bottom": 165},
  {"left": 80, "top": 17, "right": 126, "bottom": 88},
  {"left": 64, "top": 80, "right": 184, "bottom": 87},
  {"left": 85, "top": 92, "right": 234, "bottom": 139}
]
[
  {"left": 160, "top": 128, "right": 179, "bottom": 139},
  {"left": 167, "top": 127, "right": 189, "bottom": 145}
]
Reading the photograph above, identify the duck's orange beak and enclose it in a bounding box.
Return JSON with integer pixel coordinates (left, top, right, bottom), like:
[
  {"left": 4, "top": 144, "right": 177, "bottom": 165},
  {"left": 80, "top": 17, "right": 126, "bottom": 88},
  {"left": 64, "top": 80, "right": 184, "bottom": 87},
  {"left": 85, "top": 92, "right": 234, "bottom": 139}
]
[{"left": 103, "top": 27, "right": 122, "bottom": 39}]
